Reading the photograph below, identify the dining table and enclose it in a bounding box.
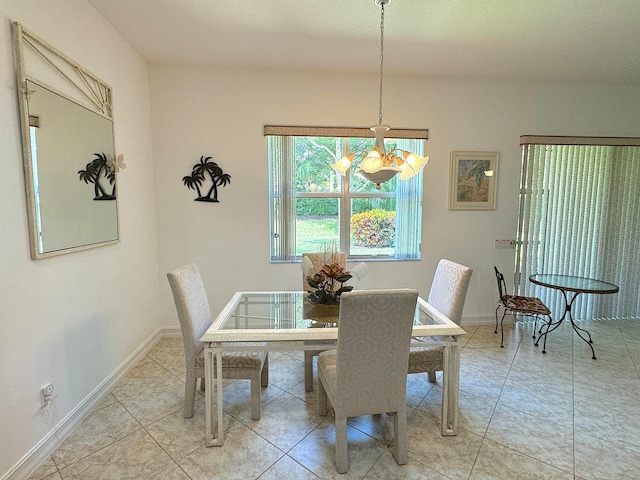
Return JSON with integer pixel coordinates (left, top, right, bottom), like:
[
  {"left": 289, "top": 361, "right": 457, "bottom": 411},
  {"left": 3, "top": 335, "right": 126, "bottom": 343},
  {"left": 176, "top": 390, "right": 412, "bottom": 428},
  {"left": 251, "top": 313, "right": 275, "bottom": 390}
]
[
  {"left": 199, "top": 291, "right": 466, "bottom": 446},
  {"left": 529, "top": 274, "right": 619, "bottom": 359}
]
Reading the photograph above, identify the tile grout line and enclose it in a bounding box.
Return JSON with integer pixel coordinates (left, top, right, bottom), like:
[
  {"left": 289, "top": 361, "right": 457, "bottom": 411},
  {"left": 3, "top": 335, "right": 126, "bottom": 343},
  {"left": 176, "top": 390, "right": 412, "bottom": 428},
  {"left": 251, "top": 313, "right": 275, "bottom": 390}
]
[{"left": 466, "top": 322, "right": 523, "bottom": 479}]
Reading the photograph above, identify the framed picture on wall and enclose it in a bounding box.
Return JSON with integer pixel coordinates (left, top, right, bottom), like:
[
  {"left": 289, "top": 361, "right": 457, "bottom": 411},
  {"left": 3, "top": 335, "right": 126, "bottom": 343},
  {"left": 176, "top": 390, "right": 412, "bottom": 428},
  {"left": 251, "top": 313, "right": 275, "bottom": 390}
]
[{"left": 449, "top": 151, "right": 499, "bottom": 210}]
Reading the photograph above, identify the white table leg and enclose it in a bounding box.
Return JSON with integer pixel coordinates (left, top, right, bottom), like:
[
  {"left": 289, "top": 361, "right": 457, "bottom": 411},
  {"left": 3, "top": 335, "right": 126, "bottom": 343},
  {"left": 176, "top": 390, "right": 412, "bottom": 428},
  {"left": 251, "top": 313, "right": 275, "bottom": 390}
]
[
  {"left": 441, "top": 338, "right": 460, "bottom": 436},
  {"left": 205, "top": 342, "right": 225, "bottom": 446}
]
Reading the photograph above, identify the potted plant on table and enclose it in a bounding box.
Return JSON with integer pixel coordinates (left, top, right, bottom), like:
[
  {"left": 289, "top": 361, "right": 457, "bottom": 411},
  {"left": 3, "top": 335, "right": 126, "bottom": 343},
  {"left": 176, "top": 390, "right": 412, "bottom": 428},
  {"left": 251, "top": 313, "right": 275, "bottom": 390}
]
[{"left": 304, "top": 263, "right": 353, "bottom": 319}]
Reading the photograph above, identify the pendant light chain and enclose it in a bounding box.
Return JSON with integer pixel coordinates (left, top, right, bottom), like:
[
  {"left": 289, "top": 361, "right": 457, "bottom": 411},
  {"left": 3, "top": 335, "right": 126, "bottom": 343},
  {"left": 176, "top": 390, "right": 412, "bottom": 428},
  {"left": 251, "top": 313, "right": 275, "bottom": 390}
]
[
  {"left": 378, "top": 1, "right": 385, "bottom": 126},
  {"left": 329, "top": 0, "right": 428, "bottom": 187}
]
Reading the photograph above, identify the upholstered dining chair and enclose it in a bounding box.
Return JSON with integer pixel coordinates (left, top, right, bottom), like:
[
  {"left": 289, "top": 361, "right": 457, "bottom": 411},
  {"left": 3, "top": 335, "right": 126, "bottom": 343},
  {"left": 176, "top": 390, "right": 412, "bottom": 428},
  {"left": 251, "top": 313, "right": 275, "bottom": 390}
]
[
  {"left": 407, "top": 259, "right": 473, "bottom": 382},
  {"left": 167, "top": 263, "right": 268, "bottom": 419},
  {"left": 301, "top": 251, "right": 346, "bottom": 392},
  {"left": 494, "top": 266, "right": 552, "bottom": 347},
  {"left": 317, "top": 289, "right": 418, "bottom": 474}
]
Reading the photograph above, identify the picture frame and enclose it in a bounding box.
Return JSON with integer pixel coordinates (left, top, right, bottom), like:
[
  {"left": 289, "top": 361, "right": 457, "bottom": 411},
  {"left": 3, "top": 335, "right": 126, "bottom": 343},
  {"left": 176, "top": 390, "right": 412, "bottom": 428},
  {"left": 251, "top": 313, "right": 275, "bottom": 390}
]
[{"left": 449, "top": 151, "right": 499, "bottom": 210}]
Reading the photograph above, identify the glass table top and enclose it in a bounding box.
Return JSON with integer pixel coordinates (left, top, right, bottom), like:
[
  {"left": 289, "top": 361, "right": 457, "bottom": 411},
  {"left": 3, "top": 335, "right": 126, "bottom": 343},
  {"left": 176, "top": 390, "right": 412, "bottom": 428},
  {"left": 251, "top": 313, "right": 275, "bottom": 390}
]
[
  {"left": 201, "top": 292, "right": 466, "bottom": 343},
  {"left": 529, "top": 274, "right": 619, "bottom": 294}
]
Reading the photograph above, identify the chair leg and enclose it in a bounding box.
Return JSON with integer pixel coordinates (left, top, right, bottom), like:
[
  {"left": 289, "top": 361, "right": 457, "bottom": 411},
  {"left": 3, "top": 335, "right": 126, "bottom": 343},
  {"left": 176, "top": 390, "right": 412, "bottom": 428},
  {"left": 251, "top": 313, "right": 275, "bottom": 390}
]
[
  {"left": 183, "top": 372, "right": 197, "bottom": 419},
  {"left": 318, "top": 376, "right": 328, "bottom": 416},
  {"left": 500, "top": 310, "right": 508, "bottom": 347},
  {"left": 250, "top": 371, "right": 262, "bottom": 420},
  {"left": 393, "top": 407, "right": 408, "bottom": 466},
  {"left": 427, "top": 371, "right": 437, "bottom": 383},
  {"left": 538, "top": 316, "right": 547, "bottom": 334},
  {"left": 494, "top": 305, "right": 501, "bottom": 334},
  {"left": 335, "top": 415, "right": 349, "bottom": 474},
  {"left": 304, "top": 351, "right": 314, "bottom": 392},
  {"left": 261, "top": 353, "right": 269, "bottom": 387}
]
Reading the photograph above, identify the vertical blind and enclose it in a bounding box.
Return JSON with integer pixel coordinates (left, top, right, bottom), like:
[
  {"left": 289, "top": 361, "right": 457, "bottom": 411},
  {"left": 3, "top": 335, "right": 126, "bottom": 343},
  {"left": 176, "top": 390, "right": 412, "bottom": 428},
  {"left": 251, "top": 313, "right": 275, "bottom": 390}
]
[
  {"left": 516, "top": 136, "right": 640, "bottom": 320},
  {"left": 394, "top": 139, "right": 423, "bottom": 260},
  {"left": 268, "top": 136, "right": 296, "bottom": 260}
]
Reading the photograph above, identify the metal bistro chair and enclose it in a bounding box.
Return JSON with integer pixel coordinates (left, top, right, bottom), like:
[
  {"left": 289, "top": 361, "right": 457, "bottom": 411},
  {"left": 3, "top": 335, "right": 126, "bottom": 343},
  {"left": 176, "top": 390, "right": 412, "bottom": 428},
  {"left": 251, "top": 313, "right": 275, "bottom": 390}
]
[{"left": 494, "top": 266, "right": 552, "bottom": 347}]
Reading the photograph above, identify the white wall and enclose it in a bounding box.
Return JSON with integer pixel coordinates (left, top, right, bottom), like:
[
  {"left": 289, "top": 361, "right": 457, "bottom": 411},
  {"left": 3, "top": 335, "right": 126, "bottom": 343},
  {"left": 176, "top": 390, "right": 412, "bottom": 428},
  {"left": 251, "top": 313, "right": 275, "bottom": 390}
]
[
  {"left": 2, "top": 2, "right": 640, "bottom": 477},
  {"left": 0, "top": 1, "right": 159, "bottom": 476},
  {"left": 149, "top": 65, "right": 640, "bottom": 326}
]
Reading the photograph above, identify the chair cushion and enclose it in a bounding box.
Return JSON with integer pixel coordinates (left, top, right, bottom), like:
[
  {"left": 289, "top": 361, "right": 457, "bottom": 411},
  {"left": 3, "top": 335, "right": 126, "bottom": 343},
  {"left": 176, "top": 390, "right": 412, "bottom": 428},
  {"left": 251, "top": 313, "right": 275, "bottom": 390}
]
[
  {"left": 317, "top": 350, "right": 337, "bottom": 398},
  {"left": 318, "top": 350, "right": 336, "bottom": 366},
  {"left": 407, "top": 346, "right": 444, "bottom": 374},
  {"left": 195, "top": 342, "right": 266, "bottom": 370},
  {"left": 502, "top": 295, "right": 551, "bottom": 315}
]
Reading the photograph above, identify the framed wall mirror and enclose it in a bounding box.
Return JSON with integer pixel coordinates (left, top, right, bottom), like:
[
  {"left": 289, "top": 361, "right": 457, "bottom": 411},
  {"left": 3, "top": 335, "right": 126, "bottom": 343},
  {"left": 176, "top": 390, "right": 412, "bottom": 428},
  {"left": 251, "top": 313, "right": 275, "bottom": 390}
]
[{"left": 13, "top": 22, "right": 120, "bottom": 260}]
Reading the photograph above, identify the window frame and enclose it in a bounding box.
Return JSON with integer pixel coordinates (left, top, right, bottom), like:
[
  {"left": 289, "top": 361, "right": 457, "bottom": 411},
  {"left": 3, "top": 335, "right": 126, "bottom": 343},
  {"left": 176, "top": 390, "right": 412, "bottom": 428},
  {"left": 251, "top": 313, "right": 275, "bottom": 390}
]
[{"left": 266, "top": 125, "right": 428, "bottom": 262}]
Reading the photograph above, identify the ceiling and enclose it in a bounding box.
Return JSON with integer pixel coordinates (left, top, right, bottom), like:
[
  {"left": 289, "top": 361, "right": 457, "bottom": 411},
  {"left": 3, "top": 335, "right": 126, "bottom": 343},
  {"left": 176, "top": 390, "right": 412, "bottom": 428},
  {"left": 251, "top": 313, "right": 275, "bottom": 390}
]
[{"left": 88, "top": 0, "right": 640, "bottom": 84}]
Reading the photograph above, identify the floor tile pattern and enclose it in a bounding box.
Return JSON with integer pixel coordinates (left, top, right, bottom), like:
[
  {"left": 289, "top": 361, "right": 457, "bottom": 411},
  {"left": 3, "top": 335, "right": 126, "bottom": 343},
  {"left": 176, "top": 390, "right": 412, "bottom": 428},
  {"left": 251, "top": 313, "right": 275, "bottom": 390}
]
[{"left": 29, "top": 319, "right": 640, "bottom": 479}]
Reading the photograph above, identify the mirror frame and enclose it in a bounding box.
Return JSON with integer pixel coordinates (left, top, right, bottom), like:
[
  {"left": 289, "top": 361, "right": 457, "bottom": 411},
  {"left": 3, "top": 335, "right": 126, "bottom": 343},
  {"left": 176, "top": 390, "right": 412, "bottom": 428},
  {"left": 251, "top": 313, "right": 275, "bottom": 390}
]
[{"left": 13, "top": 22, "right": 120, "bottom": 260}]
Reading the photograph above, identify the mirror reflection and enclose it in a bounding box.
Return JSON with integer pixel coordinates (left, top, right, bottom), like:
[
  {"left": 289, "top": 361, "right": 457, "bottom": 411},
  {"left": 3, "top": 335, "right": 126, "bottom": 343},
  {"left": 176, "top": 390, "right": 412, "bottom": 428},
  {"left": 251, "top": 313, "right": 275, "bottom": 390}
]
[{"left": 26, "top": 80, "right": 118, "bottom": 254}]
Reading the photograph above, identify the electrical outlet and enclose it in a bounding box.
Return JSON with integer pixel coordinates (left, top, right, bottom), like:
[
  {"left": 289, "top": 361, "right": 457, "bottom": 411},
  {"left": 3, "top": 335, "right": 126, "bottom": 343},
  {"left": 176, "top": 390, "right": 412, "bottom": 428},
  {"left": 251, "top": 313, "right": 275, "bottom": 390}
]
[
  {"left": 40, "top": 383, "right": 55, "bottom": 409},
  {"left": 41, "top": 383, "right": 54, "bottom": 397},
  {"left": 494, "top": 239, "right": 513, "bottom": 249}
]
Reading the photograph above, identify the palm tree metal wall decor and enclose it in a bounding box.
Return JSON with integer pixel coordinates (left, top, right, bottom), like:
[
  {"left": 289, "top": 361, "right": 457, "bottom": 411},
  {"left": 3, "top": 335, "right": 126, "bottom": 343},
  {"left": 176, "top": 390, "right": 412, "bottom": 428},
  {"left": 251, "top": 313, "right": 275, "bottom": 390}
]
[
  {"left": 78, "top": 152, "right": 117, "bottom": 200},
  {"left": 182, "top": 155, "right": 231, "bottom": 202}
]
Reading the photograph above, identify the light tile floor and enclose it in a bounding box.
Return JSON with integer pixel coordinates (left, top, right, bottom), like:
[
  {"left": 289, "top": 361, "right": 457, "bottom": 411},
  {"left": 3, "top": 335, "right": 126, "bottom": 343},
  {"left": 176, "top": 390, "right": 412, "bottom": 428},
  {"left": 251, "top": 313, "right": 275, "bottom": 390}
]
[{"left": 29, "top": 319, "right": 640, "bottom": 479}]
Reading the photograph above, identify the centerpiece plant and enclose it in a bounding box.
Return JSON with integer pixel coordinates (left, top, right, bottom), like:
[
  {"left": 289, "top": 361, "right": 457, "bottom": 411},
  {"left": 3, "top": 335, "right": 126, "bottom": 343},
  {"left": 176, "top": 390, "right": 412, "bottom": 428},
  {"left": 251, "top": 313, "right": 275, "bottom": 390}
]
[{"left": 306, "top": 263, "right": 353, "bottom": 305}]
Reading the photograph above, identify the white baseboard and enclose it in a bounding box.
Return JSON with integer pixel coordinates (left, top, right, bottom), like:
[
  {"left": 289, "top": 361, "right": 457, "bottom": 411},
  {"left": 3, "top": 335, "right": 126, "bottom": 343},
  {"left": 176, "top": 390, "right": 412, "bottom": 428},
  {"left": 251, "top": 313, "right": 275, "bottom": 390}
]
[
  {"left": 3, "top": 327, "right": 179, "bottom": 480},
  {"left": 460, "top": 314, "right": 496, "bottom": 326},
  {"left": 461, "top": 314, "right": 544, "bottom": 328},
  {"left": 161, "top": 326, "right": 182, "bottom": 337}
]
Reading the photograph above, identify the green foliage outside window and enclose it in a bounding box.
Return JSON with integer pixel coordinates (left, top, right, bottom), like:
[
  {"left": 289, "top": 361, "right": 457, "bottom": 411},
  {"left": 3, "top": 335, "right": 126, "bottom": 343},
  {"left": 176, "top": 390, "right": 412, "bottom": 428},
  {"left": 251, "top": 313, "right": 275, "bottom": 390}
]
[
  {"left": 351, "top": 209, "right": 396, "bottom": 248},
  {"left": 296, "top": 198, "right": 338, "bottom": 216},
  {"left": 352, "top": 197, "right": 394, "bottom": 214},
  {"left": 296, "top": 197, "right": 395, "bottom": 216},
  {"left": 295, "top": 137, "right": 341, "bottom": 193}
]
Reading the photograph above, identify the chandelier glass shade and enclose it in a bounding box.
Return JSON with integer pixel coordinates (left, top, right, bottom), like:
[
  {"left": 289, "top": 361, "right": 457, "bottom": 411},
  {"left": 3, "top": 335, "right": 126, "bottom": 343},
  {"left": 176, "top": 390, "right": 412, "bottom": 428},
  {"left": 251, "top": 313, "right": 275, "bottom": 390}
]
[{"left": 330, "top": 0, "right": 428, "bottom": 189}]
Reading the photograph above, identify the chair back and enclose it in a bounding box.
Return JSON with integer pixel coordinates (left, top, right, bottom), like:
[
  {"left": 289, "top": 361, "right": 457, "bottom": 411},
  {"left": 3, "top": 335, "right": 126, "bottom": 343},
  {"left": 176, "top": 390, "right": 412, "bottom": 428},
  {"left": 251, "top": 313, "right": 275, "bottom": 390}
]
[
  {"left": 334, "top": 289, "right": 418, "bottom": 415},
  {"left": 167, "top": 264, "right": 212, "bottom": 364},
  {"left": 494, "top": 266, "right": 507, "bottom": 299},
  {"left": 427, "top": 259, "right": 473, "bottom": 325}
]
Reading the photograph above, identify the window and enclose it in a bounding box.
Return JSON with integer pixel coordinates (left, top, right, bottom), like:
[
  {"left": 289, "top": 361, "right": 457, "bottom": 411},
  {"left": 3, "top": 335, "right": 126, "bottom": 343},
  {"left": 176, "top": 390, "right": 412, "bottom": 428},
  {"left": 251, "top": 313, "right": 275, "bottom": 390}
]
[
  {"left": 267, "top": 126, "right": 426, "bottom": 261},
  {"left": 516, "top": 135, "right": 640, "bottom": 320}
]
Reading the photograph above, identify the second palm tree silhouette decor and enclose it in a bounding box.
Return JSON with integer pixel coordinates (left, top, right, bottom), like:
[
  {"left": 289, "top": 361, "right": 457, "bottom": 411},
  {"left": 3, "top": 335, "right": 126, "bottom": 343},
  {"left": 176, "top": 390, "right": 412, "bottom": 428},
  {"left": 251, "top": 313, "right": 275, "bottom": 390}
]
[
  {"left": 182, "top": 155, "right": 231, "bottom": 202},
  {"left": 78, "top": 152, "right": 121, "bottom": 200}
]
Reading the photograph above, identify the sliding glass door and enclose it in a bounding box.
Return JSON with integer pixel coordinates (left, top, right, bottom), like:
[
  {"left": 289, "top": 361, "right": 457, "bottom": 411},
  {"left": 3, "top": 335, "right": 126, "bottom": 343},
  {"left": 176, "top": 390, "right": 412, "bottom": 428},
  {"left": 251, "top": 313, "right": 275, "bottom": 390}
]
[{"left": 516, "top": 136, "right": 640, "bottom": 320}]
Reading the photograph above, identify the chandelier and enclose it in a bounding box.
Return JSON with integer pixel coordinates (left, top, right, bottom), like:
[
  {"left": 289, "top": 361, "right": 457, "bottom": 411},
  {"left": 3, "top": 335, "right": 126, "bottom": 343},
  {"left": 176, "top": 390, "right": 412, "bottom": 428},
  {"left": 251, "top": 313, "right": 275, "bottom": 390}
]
[{"left": 331, "top": 0, "right": 428, "bottom": 189}]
